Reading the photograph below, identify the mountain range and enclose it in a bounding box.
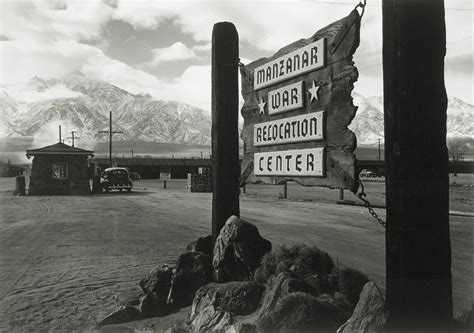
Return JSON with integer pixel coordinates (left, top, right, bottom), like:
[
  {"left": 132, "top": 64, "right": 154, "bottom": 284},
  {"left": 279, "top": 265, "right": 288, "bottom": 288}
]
[
  {"left": 0, "top": 71, "right": 212, "bottom": 147},
  {"left": 1, "top": 71, "right": 473, "bottom": 148}
]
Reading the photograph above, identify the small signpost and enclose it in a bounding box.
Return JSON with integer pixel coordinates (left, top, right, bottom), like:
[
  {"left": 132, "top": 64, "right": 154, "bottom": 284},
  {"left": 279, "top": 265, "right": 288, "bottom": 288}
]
[{"left": 240, "top": 10, "right": 361, "bottom": 192}]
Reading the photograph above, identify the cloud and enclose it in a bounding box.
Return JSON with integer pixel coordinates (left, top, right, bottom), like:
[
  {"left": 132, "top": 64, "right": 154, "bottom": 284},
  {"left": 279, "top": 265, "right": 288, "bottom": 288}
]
[
  {"left": 6, "top": 83, "right": 85, "bottom": 103},
  {"left": 0, "top": 0, "right": 113, "bottom": 42},
  {"left": 192, "top": 43, "right": 211, "bottom": 53},
  {"left": 147, "top": 42, "right": 198, "bottom": 66}
]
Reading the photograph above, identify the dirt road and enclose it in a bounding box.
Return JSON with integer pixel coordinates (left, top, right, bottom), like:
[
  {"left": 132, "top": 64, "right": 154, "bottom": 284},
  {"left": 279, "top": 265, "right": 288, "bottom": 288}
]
[{"left": 0, "top": 178, "right": 471, "bottom": 331}]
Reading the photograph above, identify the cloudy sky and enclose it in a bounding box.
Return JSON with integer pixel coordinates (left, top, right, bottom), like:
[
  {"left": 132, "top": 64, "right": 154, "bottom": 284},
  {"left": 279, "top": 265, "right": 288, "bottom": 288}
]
[{"left": 0, "top": 0, "right": 473, "bottom": 111}]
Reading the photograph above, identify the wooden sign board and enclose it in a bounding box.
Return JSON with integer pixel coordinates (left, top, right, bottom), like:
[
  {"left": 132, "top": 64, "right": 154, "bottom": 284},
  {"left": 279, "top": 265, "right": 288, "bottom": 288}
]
[{"left": 240, "top": 10, "right": 361, "bottom": 192}]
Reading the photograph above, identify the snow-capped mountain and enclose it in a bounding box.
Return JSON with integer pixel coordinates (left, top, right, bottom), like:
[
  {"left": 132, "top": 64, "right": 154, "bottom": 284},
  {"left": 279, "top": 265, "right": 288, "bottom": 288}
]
[
  {"left": 1, "top": 71, "right": 472, "bottom": 147},
  {"left": 0, "top": 71, "right": 212, "bottom": 146},
  {"left": 349, "top": 93, "right": 474, "bottom": 145}
]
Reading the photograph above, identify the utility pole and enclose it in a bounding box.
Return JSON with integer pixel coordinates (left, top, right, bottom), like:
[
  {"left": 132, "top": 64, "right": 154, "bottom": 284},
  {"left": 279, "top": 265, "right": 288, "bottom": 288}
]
[
  {"left": 378, "top": 138, "right": 381, "bottom": 161},
  {"left": 98, "top": 111, "right": 123, "bottom": 168},
  {"left": 66, "top": 131, "right": 80, "bottom": 147},
  {"left": 211, "top": 22, "right": 240, "bottom": 245},
  {"left": 59, "top": 125, "right": 62, "bottom": 143},
  {"left": 383, "top": 0, "right": 452, "bottom": 330}
]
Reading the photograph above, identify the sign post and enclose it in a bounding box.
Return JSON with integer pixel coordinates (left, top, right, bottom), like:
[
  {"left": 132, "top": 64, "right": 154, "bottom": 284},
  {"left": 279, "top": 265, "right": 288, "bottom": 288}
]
[
  {"left": 240, "top": 10, "right": 361, "bottom": 192},
  {"left": 382, "top": 0, "right": 453, "bottom": 330},
  {"left": 211, "top": 22, "right": 240, "bottom": 244}
]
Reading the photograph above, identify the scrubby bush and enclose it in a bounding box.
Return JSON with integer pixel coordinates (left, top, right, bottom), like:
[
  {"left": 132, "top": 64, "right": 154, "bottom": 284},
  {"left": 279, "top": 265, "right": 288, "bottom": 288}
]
[{"left": 254, "top": 244, "right": 334, "bottom": 284}]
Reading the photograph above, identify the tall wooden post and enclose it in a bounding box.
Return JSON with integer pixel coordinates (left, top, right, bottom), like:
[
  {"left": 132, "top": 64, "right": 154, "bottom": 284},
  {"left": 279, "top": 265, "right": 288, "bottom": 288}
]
[
  {"left": 109, "top": 111, "right": 113, "bottom": 167},
  {"left": 211, "top": 22, "right": 240, "bottom": 244},
  {"left": 383, "top": 0, "right": 452, "bottom": 330}
]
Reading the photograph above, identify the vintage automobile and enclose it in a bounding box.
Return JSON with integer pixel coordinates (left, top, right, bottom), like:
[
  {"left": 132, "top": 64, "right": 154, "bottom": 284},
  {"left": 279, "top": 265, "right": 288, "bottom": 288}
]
[
  {"left": 100, "top": 167, "right": 133, "bottom": 192},
  {"left": 359, "top": 169, "right": 375, "bottom": 177}
]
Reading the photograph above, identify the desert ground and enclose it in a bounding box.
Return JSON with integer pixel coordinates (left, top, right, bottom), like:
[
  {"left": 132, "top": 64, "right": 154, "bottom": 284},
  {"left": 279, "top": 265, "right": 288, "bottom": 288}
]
[{"left": 0, "top": 175, "right": 472, "bottom": 331}]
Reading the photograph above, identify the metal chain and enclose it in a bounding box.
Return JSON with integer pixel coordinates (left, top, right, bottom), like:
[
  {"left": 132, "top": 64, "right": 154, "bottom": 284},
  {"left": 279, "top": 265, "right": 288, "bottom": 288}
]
[{"left": 354, "top": 179, "right": 386, "bottom": 228}]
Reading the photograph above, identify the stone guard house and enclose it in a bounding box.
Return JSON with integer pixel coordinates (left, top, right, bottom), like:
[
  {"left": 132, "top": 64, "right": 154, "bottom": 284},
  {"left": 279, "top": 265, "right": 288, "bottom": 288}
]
[{"left": 26, "top": 142, "right": 94, "bottom": 195}]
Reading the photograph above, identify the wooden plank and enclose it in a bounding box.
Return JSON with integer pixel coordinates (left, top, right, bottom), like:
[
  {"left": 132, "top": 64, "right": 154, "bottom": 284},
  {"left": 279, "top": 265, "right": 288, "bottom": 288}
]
[
  {"left": 211, "top": 22, "right": 240, "bottom": 244},
  {"left": 382, "top": 0, "right": 453, "bottom": 330},
  {"left": 241, "top": 10, "right": 361, "bottom": 191}
]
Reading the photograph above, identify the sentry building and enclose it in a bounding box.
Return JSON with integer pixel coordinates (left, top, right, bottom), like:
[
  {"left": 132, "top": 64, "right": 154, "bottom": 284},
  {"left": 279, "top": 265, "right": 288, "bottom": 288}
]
[{"left": 26, "top": 142, "right": 94, "bottom": 195}]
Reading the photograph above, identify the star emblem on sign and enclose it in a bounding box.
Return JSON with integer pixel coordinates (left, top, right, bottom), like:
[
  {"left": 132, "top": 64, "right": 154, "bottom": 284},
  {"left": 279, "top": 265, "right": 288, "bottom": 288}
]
[
  {"left": 258, "top": 97, "right": 266, "bottom": 115},
  {"left": 308, "top": 81, "right": 320, "bottom": 102}
]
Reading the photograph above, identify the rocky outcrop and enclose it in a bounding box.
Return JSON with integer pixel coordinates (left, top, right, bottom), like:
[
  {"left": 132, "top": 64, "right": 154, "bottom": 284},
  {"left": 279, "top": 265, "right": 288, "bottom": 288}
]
[
  {"left": 258, "top": 272, "right": 317, "bottom": 319},
  {"left": 338, "top": 281, "right": 387, "bottom": 333},
  {"left": 97, "top": 305, "right": 141, "bottom": 327},
  {"left": 213, "top": 216, "right": 272, "bottom": 282},
  {"left": 168, "top": 252, "right": 213, "bottom": 309},
  {"left": 186, "top": 235, "right": 213, "bottom": 255},
  {"left": 257, "top": 292, "right": 349, "bottom": 332},
  {"left": 139, "top": 264, "right": 173, "bottom": 318},
  {"left": 225, "top": 323, "right": 258, "bottom": 333},
  {"left": 190, "top": 282, "right": 264, "bottom": 333}
]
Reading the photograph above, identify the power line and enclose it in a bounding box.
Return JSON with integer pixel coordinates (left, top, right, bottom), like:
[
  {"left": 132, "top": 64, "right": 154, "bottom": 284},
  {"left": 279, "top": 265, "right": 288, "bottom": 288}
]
[{"left": 309, "top": 1, "right": 474, "bottom": 11}]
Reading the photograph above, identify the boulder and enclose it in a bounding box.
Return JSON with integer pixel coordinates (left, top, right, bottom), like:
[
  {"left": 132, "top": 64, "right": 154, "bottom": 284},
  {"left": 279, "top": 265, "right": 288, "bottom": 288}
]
[
  {"left": 338, "top": 281, "right": 387, "bottom": 333},
  {"left": 97, "top": 305, "right": 141, "bottom": 327},
  {"left": 258, "top": 272, "right": 317, "bottom": 319},
  {"left": 139, "top": 264, "right": 173, "bottom": 317},
  {"left": 186, "top": 235, "right": 213, "bottom": 255},
  {"left": 140, "top": 264, "right": 173, "bottom": 296},
  {"left": 256, "top": 292, "right": 349, "bottom": 332},
  {"left": 168, "top": 252, "right": 212, "bottom": 309},
  {"left": 190, "top": 282, "right": 264, "bottom": 333},
  {"left": 225, "top": 323, "right": 258, "bottom": 333},
  {"left": 213, "top": 216, "right": 272, "bottom": 282},
  {"left": 139, "top": 291, "right": 170, "bottom": 318}
]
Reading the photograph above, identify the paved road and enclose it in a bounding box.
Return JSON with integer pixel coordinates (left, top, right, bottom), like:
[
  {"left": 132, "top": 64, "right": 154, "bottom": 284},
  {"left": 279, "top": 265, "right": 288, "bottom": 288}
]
[{"left": 0, "top": 180, "right": 471, "bottom": 331}]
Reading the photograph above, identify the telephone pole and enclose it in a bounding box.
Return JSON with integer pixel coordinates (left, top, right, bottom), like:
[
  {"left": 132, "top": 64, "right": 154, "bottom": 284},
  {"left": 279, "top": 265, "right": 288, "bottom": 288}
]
[
  {"left": 98, "top": 111, "right": 123, "bottom": 167},
  {"left": 211, "top": 22, "right": 240, "bottom": 244},
  {"left": 58, "top": 125, "right": 62, "bottom": 143},
  {"left": 66, "top": 131, "right": 80, "bottom": 147},
  {"left": 378, "top": 138, "right": 381, "bottom": 161},
  {"left": 383, "top": 0, "right": 452, "bottom": 330}
]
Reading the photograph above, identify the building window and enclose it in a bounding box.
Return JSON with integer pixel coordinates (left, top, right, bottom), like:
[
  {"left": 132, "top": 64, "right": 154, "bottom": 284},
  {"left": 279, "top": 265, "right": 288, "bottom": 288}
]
[{"left": 52, "top": 163, "right": 68, "bottom": 179}]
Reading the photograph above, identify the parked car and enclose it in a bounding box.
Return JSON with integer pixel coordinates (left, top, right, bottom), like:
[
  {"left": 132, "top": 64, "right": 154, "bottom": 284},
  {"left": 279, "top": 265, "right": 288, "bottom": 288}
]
[
  {"left": 129, "top": 171, "right": 141, "bottom": 180},
  {"left": 359, "top": 169, "right": 375, "bottom": 177},
  {"left": 100, "top": 167, "right": 133, "bottom": 192}
]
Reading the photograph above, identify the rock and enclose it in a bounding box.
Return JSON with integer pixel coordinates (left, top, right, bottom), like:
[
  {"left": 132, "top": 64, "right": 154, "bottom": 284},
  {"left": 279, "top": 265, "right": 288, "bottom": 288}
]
[
  {"left": 97, "top": 305, "right": 141, "bottom": 327},
  {"left": 338, "top": 281, "right": 387, "bottom": 333},
  {"left": 258, "top": 272, "right": 317, "bottom": 319},
  {"left": 225, "top": 323, "right": 258, "bottom": 333},
  {"left": 213, "top": 216, "right": 272, "bottom": 282},
  {"left": 190, "top": 282, "right": 264, "bottom": 333},
  {"left": 168, "top": 252, "right": 212, "bottom": 309},
  {"left": 139, "top": 291, "right": 171, "bottom": 318},
  {"left": 186, "top": 235, "right": 213, "bottom": 255},
  {"left": 139, "top": 264, "right": 173, "bottom": 317},
  {"left": 164, "top": 324, "right": 192, "bottom": 333},
  {"left": 140, "top": 264, "right": 173, "bottom": 296},
  {"left": 256, "top": 292, "right": 349, "bottom": 332}
]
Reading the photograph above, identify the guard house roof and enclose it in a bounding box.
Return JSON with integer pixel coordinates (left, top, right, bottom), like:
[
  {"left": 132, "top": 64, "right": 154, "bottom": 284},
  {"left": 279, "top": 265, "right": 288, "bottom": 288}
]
[{"left": 26, "top": 142, "right": 94, "bottom": 159}]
